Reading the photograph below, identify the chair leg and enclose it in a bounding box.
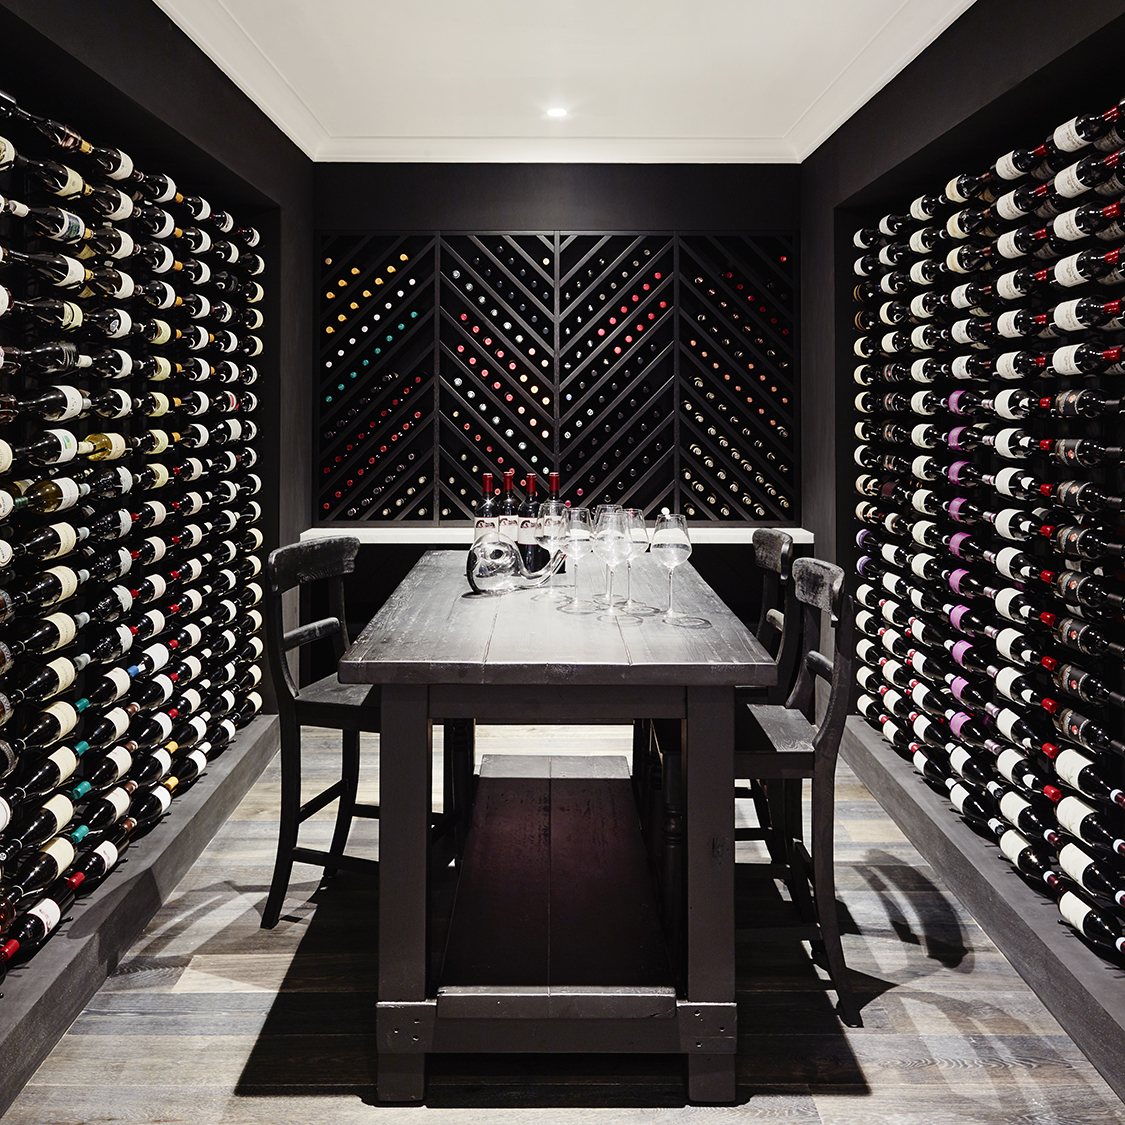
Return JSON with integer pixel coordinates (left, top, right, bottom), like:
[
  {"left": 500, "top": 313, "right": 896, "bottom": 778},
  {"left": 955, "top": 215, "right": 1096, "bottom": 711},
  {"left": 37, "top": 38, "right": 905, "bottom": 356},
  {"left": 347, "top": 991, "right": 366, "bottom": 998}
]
[
  {"left": 810, "top": 778, "right": 862, "bottom": 1027},
  {"left": 746, "top": 779, "right": 787, "bottom": 864},
  {"left": 262, "top": 720, "right": 302, "bottom": 929},
  {"left": 325, "top": 728, "right": 360, "bottom": 880}
]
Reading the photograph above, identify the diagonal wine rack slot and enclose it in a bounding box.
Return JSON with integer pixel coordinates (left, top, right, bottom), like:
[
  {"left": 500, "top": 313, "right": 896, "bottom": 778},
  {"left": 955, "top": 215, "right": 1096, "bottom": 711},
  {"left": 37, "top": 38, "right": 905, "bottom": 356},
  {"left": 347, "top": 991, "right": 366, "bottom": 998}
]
[
  {"left": 437, "top": 235, "right": 558, "bottom": 517},
  {"left": 318, "top": 235, "right": 436, "bottom": 520},
  {"left": 677, "top": 235, "right": 797, "bottom": 520},
  {"left": 316, "top": 230, "right": 798, "bottom": 524},
  {"left": 679, "top": 371, "right": 793, "bottom": 520},
  {"left": 556, "top": 235, "right": 676, "bottom": 513}
]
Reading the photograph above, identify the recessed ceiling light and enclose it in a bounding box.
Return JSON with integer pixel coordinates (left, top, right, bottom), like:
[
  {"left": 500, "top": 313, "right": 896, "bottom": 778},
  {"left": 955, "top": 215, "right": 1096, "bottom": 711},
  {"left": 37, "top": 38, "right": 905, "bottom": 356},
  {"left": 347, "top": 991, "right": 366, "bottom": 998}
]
[{"left": 547, "top": 107, "right": 567, "bottom": 117}]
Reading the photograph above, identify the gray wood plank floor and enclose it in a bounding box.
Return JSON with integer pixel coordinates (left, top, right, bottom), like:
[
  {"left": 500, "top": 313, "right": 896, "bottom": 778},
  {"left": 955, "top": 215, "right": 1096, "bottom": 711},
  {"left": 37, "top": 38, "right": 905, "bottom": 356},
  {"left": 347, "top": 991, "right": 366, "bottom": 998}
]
[{"left": 5, "top": 725, "right": 1125, "bottom": 1124}]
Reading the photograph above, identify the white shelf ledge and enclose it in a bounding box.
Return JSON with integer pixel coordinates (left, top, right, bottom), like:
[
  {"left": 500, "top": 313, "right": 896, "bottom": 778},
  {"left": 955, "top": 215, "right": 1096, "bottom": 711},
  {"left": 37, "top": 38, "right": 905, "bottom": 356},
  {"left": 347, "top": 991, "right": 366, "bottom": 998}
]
[{"left": 300, "top": 525, "right": 814, "bottom": 546}]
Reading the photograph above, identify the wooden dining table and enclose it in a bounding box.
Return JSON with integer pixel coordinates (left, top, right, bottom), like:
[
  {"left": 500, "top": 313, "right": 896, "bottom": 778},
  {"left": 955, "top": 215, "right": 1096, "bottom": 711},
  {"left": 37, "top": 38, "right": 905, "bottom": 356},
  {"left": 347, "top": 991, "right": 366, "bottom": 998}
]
[{"left": 338, "top": 549, "right": 776, "bottom": 1103}]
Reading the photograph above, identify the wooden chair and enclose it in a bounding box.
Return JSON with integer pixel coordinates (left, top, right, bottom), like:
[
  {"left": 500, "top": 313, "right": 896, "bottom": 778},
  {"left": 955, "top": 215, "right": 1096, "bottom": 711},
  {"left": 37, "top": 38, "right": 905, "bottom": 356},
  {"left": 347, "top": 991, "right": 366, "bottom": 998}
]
[
  {"left": 641, "top": 529, "right": 803, "bottom": 967},
  {"left": 261, "top": 537, "right": 465, "bottom": 929},
  {"left": 736, "top": 528, "right": 800, "bottom": 858},
  {"left": 261, "top": 536, "right": 381, "bottom": 929},
  {"left": 749, "top": 528, "right": 800, "bottom": 708},
  {"left": 734, "top": 556, "right": 862, "bottom": 1027}
]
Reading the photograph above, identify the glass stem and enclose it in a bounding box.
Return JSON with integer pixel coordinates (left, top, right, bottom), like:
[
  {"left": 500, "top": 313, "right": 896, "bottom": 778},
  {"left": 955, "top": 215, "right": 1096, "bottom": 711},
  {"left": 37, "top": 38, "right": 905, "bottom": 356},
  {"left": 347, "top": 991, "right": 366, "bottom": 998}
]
[
  {"left": 625, "top": 559, "right": 633, "bottom": 604},
  {"left": 607, "top": 566, "right": 615, "bottom": 611},
  {"left": 667, "top": 568, "right": 675, "bottom": 615}
]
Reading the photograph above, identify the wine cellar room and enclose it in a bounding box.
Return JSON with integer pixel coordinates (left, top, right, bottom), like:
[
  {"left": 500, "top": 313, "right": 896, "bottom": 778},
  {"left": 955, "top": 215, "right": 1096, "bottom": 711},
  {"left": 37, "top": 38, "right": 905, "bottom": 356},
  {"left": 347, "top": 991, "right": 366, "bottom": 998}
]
[{"left": 4, "top": 0, "right": 1125, "bottom": 1120}]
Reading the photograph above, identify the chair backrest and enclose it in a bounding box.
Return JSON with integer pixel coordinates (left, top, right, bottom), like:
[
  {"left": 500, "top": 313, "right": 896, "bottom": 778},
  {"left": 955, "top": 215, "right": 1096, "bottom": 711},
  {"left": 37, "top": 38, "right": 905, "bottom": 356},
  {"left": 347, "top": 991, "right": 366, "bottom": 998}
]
[
  {"left": 785, "top": 558, "right": 855, "bottom": 767},
  {"left": 752, "top": 528, "right": 798, "bottom": 705},
  {"left": 265, "top": 537, "right": 361, "bottom": 705}
]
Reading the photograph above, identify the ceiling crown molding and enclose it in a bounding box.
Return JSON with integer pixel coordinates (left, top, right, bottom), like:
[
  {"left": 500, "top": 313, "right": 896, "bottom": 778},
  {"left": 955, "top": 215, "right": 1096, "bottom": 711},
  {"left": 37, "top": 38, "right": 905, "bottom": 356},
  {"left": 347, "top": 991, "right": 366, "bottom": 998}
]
[
  {"left": 155, "top": 0, "right": 975, "bottom": 164},
  {"left": 153, "top": 0, "right": 327, "bottom": 158}
]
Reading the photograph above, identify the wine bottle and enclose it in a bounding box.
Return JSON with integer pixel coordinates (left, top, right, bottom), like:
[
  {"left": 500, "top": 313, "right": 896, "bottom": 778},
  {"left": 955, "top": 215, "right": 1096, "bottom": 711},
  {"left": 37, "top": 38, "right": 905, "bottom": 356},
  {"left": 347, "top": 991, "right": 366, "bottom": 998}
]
[
  {"left": 991, "top": 821, "right": 1062, "bottom": 890},
  {"left": 0, "top": 793, "right": 76, "bottom": 863},
  {"left": 69, "top": 818, "right": 135, "bottom": 884},
  {"left": 988, "top": 782, "right": 1061, "bottom": 846},
  {"left": 1058, "top": 890, "right": 1125, "bottom": 954},
  {"left": 1058, "top": 841, "right": 1125, "bottom": 906},
  {"left": 1, "top": 872, "right": 85, "bottom": 955},
  {"left": 497, "top": 469, "right": 518, "bottom": 543}
]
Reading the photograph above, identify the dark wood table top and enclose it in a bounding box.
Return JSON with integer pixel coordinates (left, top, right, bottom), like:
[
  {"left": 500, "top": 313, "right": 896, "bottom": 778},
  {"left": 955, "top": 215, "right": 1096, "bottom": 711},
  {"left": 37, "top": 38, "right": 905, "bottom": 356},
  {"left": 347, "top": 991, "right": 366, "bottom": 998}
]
[{"left": 339, "top": 549, "right": 776, "bottom": 687}]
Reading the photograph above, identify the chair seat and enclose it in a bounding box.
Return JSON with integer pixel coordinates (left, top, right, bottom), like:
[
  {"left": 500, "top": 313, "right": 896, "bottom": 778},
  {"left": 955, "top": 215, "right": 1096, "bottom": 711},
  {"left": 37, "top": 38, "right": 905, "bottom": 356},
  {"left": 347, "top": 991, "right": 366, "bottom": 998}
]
[
  {"left": 736, "top": 703, "right": 816, "bottom": 776},
  {"left": 293, "top": 673, "right": 381, "bottom": 731}
]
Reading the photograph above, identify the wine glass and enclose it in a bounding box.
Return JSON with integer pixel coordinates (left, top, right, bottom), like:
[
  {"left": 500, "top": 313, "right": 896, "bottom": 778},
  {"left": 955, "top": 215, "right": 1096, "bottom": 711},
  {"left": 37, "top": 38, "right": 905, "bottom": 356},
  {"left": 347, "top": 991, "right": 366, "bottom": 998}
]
[
  {"left": 561, "top": 506, "right": 593, "bottom": 610},
  {"left": 534, "top": 499, "right": 567, "bottom": 600},
  {"left": 651, "top": 513, "right": 692, "bottom": 623},
  {"left": 591, "top": 507, "right": 631, "bottom": 617},
  {"left": 593, "top": 504, "right": 623, "bottom": 606},
  {"left": 621, "top": 508, "right": 654, "bottom": 614}
]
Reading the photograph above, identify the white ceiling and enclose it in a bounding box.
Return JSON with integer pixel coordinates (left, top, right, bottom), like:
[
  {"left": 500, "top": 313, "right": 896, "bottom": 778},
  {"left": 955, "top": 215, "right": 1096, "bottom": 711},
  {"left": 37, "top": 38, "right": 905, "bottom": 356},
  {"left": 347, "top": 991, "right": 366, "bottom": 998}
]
[{"left": 154, "top": 0, "right": 975, "bottom": 163}]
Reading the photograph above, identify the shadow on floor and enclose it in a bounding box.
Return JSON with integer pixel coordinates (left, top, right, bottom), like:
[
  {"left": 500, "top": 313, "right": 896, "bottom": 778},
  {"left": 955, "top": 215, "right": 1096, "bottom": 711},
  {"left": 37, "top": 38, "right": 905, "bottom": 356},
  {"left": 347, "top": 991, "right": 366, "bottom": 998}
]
[{"left": 234, "top": 856, "right": 879, "bottom": 1107}]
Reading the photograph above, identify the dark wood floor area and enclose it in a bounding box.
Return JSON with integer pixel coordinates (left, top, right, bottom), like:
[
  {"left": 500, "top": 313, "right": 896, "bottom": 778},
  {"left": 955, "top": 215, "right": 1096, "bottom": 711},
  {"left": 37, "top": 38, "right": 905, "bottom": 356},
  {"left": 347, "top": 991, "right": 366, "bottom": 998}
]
[{"left": 4, "top": 725, "right": 1124, "bottom": 1123}]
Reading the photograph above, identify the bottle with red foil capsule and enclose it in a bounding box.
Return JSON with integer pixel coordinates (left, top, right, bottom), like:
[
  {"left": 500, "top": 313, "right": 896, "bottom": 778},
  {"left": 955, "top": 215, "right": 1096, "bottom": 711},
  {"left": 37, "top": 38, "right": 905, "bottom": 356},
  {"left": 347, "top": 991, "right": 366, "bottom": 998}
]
[
  {"left": 497, "top": 469, "right": 518, "bottom": 544},
  {"left": 986, "top": 781, "right": 1062, "bottom": 847},
  {"left": 516, "top": 472, "right": 547, "bottom": 571},
  {"left": 69, "top": 818, "right": 136, "bottom": 885},
  {"left": 0, "top": 872, "right": 85, "bottom": 959},
  {"left": 473, "top": 472, "right": 498, "bottom": 541},
  {"left": 1043, "top": 746, "right": 1125, "bottom": 809},
  {"left": 1048, "top": 787, "right": 1125, "bottom": 857},
  {"left": 1035, "top": 559, "right": 1125, "bottom": 610}
]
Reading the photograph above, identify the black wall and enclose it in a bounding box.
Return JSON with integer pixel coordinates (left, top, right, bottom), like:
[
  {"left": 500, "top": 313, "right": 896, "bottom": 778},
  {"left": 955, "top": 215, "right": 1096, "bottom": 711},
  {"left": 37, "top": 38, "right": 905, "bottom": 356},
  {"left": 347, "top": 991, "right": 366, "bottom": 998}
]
[
  {"left": 315, "top": 163, "right": 799, "bottom": 232},
  {"left": 0, "top": 0, "right": 315, "bottom": 558},
  {"left": 13, "top": 0, "right": 1124, "bottom": 598},
  {"left": 800, "top": 0, "right": 1125, "bottom": 568}
]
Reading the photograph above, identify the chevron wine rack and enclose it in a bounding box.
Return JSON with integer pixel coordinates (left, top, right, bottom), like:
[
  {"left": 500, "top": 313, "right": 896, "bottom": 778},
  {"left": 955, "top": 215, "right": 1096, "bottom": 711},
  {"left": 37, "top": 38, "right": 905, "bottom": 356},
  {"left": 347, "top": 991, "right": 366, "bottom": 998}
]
[{"left": 317, "top": 231, "right": 798, "bottom": 524}]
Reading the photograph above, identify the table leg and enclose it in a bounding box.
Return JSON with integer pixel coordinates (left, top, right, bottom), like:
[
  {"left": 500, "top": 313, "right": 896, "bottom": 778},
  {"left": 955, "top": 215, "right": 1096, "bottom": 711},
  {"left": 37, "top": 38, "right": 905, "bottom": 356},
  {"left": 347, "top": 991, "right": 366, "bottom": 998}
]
[
  {"left": 377, "top": 684, "right": 432, "bottom": 1103},
  {"left": 444, "top": 718, "right": 476, "bottom": 855},
  {"left": 684, "top": 685, "right": 736, "bottom": 1104}
]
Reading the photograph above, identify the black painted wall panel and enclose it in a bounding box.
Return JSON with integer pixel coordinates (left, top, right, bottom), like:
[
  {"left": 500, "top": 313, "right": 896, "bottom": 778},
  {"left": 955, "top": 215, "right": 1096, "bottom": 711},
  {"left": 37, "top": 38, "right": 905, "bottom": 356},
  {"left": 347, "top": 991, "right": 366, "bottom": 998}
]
[
  {"left": 800, "top": 0, "right": 1125, "bottom": 567},
  {"left": 314, "top": 163, "right": 799, "bottom": 233}
]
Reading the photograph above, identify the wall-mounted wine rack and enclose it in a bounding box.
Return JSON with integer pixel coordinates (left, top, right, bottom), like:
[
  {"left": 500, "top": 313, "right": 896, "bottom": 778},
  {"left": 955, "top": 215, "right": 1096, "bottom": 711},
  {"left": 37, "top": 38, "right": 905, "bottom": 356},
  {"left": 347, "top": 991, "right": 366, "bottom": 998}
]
[
  {"left": 848, "top": 94, "right": 1125, "bottom": 967},
  {"left": 0, "top": 86, "right": 264, "bottom": 975},
  {"left": 317, "top": 231, "right": 798, "bottom": 524}
]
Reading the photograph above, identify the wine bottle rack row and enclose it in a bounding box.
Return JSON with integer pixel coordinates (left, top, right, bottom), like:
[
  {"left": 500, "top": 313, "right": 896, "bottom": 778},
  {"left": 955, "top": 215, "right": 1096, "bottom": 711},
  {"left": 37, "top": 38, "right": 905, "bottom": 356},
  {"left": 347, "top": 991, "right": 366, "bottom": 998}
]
[
  {"left": 848, "top": 92, "right": 1125, "bottom": 965},
  {"left": 0, "top": 85, "right": 264, "bottom": 976},
  {"left": 316, "top": 231, "right": 797, "bottom": 523}
]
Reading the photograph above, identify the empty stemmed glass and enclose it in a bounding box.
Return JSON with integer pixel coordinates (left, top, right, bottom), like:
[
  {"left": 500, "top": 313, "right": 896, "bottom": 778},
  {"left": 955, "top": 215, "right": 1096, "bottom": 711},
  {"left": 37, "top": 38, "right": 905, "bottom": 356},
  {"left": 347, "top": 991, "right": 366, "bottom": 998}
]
[
  {"left": 561, "top": 506, "right": 593, "bottom": 610},
  {"left": 593, "top": 503, "right": 624, "bottom": 607},
  {"left": 533, "top": 498, "right": 567, "bottom": 600},
  {"left": 651, "top": 512, "right": 693, "bottom": 623},
  {"left": 591, "top": 507, "right": 631, "bottom": 617},
  {"left": 621, "top": 508, "right": 654, "bottom": 615}
]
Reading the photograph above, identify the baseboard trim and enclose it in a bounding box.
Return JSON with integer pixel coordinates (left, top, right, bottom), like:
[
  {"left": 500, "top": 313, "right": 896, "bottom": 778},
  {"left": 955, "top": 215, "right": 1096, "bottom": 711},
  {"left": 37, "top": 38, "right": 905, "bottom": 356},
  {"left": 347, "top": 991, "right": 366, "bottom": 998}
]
[
  {"left": 0, "top": 715, "right": 280, "bottom": 1117},
  {"left": 842, "top": 716, "right": 1125, "bottom": 1105}
]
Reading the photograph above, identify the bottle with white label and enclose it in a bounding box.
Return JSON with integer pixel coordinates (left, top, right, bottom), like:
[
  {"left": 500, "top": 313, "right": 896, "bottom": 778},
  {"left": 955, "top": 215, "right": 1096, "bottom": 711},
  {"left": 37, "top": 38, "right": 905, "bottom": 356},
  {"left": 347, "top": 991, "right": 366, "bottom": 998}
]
[
  {"left": 70, "top": 819, "right": 135, "bottom": 884},
  {"left": 0, "top": 792, "right": 76, "bottom": 862},
  {"left": 1053, "top": 146, "right": 1125, "bottom": 197},
  {"left": 1058, "top": 841, "right": 1125, "bottom": 905},
  {"left": 990, "top": 820, "right": 1061, "bottom": 890},
  {"left": 2, "top": 871, "right": 85, "bottom": 955},
  {"left": 1058, "top": 890, "right": 1125, "bottom": 954}
]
